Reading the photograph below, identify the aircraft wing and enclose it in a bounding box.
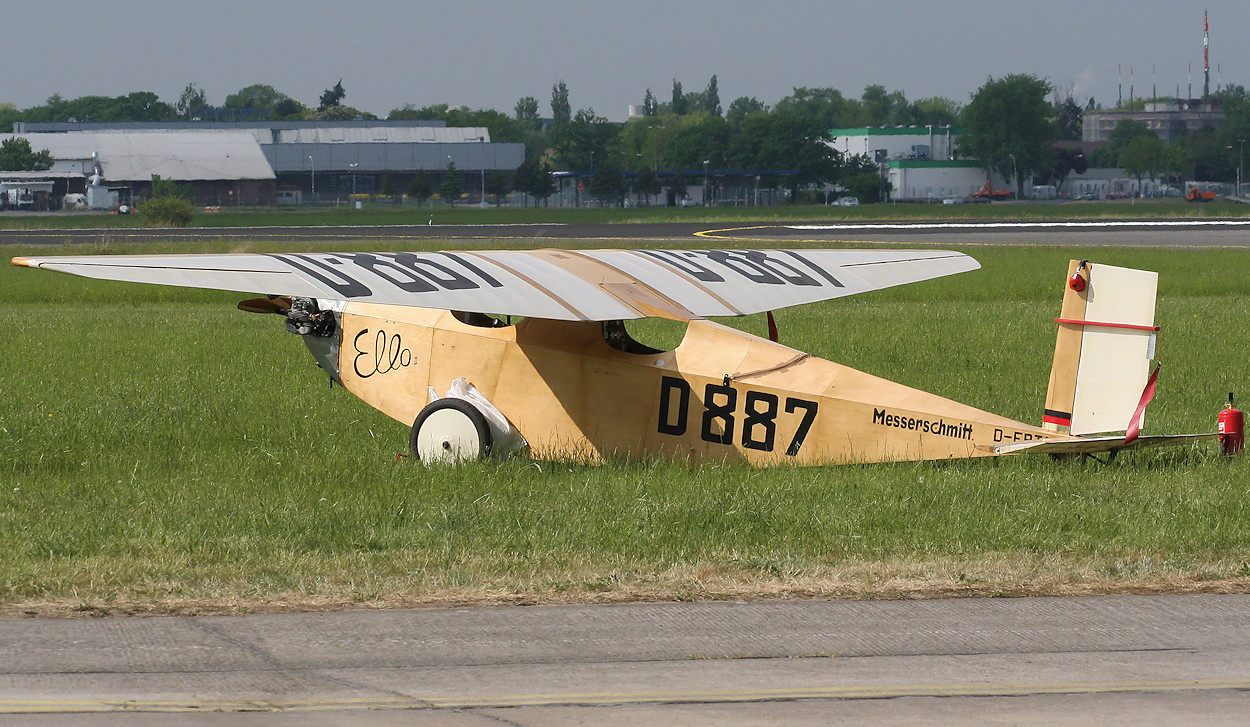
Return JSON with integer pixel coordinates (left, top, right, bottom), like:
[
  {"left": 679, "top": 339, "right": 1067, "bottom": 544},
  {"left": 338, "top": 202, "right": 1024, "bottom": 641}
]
[{"left": 12, "top": 248, "right": 978, "bottom": 322}]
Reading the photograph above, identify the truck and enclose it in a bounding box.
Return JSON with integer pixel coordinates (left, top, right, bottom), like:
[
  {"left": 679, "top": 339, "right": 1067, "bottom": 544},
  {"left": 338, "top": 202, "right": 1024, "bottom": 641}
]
[
  {"left": 1186, "top": 183, "right": 1219, "bottom": 202},
  {"left": 972, "top": 180, "right": 1012, "bottom": 201}
]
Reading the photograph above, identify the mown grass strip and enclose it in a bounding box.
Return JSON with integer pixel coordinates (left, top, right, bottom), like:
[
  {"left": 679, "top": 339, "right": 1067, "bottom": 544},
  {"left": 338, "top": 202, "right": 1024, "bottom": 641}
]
[{"left": 2, "top": 243, "right": 1248, "bottom": 613}]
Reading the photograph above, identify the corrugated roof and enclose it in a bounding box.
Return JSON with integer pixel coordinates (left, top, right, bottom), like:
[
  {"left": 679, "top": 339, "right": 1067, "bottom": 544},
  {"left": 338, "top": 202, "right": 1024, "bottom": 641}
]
[
  {"left": 272, "top": 126, "right": 490, "bottom": 144},
  {"left": 2, "top": 132, "right": 275, "bottom": 182}
]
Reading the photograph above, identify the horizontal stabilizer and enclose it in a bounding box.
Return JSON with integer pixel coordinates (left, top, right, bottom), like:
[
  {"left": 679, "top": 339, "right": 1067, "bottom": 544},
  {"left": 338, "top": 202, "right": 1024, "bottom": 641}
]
[{"left": 989, "top": 433, "right": 1215, "bottom": 456}]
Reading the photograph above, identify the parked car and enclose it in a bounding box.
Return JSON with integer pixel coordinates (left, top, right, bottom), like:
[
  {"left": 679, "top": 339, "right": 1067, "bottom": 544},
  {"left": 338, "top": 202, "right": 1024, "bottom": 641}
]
[
  {"left": 941, "top": 195, "right": 965, "bottom": 205},
  {"left": 1074, "top": 193, "right": 1097, "bottom": 201},
  {"left": 834, "top": 196, "right": 859, "bottom": 206}
]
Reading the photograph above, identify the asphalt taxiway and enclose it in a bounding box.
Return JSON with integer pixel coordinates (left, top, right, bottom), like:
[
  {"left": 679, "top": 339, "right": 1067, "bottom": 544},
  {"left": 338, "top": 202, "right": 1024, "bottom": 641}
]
[
  {"left": 2, "top": 595, "right": 1248, "bottom": 725},
  {"left": 5, "top": 218, "right": 1250, "bottom": 249}
]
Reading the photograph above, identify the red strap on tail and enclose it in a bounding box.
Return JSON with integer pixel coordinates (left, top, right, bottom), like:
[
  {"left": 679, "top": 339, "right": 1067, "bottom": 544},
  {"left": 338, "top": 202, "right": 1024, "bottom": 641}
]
[
  {"left": 766, "top": 311, "right": 778, "bottom": 343},
  {"left": 1124, "top": 364, "right": 1160, "bottom": 444}
]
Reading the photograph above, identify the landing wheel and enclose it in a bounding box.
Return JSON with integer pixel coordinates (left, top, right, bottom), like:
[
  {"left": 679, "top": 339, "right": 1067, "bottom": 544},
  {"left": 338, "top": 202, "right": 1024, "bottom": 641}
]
[{"left": 410, "top": 399, "right": 493, "bottom": 464}]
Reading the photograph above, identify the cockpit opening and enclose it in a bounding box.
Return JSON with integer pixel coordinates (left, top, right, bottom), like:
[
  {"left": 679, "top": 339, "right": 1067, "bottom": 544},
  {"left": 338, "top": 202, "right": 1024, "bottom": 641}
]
[{"left": 602, "top": 319, "right": 687, "bottom": 354}]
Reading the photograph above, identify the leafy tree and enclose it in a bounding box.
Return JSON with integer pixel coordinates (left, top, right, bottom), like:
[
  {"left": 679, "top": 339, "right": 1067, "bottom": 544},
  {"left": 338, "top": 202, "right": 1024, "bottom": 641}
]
[
  {"left": 14, "top": 92, "right": 175, "bottom": 124},
  {"left": 551, "top": 108, "right": 615, "bottom": 171},
  {"left": 319, "top": 80, "right": 346, "bottom": 111},
  {"left": 762, "top": 106, "right": 841, "bottom": 195},
  {"left": 304, "top": 105, "right": 373, "bottom": 121},
  {"left": 1161, "top": 140, "right": 1192, "bottom": 185},
  {"left": 668, "top": 171, "right": 688, "bottom": 201},
  {"left": 1054, "top": 95, "right": 1084, "bottom": 141},
  {"left": 1089, "top": 120, "right": 1154, "bottom": 167},
  {"left": 861, "top": 84, "right": 910, "bottom": 126},
  {"left": 380, "top": 173, "right": 397, "bottom": 201},
  {"left": 842, "top": 170, "right": 885, "bottom": 203},
  {"left": 670, "top": 80, "right": 688, "bottom": 116},
  {"left": 658, "top": 112, "right": 728, "bottom": 172},
  {"left": 589, "top": 157, "right": 626, "bottom": 206},
  {"left": 1182, "top": 127, "right": 1226, "bottom": 181},
  {"left": 1040, "top": 146, "right": 1089, "bottom": 193},
  {"left": 514, "top": 96, "right": 541, "bottom": 131},
  {"left": 0, "top": 137, "right": 53, "bottom": 171},
  {"left": 632, "top": 165, "right": 661, "bottom": 205},
  {"left": 445, "top": 108, "right": 522, "bottom": 142},
  {"left": 274, "top": 97, "right": 305, "bottom": 118},
  {"left": 149, "top": 173, "right": 192, "bottom": 199},
  {"left": 774, "top": 87, "right": 863, "bottom": 130},
  {"left": 700, "top": 75, "right": 722, "bottom": 116},
  {"left": 550, "top": 80, "right": 571, "bottom": 128},
  {"left": 175, "top": 83, "right": 209, "bottom": 119},
  {"left": 1211, "top": 85, "right": 1250, "bottom": 184},
  {"left": 726, "top": 96, "right": 767, "bottom": 124},
  {"left": 389, "top": 104, "right": 520, "bottom": 141},
  {"left": 1119, "top": 135, "right": 1167, "bottom": 191},
  {"left": 512, "top": 157, "right": 539, "bottom": 205},
  {"left": 225, "top": 84, "right": 295, "bottom": 117},
  {"left": 407, "top": 171, "right": 433, "bottom": 203},
  {"left": 485, "top": 171, "right": 512, "bottom": 205},
  {"left": 439, "top": 161, "right": 462, "bottom": 204},
  {"left": 388, "top": 103, "right": 449, "bottom": 120},
  {"left": 725, "top": 108, "right": 773, "bottom": 170},
  {"left": 642, "top": 88, "right": 658, "bottom": 116},
  {"left": 959, "top": 74, "right": 1057, "bottom": 197},
  {"left": 910, "top": 97, "right": 962, "bottom": 127},
  {"left": 513, "top": 158, "right": 555, "bottom": 206},
  {"left": 0, "top": 103, "right": 18, "bottom": 133}
]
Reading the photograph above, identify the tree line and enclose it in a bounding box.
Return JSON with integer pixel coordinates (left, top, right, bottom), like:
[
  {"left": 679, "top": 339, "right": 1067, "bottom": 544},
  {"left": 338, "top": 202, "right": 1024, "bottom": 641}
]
[{"left": 5, "top": 75, "right": 1250, "bottom": 201}]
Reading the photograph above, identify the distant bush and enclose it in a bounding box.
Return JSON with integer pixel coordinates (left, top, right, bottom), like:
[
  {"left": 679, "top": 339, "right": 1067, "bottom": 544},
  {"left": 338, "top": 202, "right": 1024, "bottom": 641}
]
[{"left": 139, "top": 196, "right": 196, "bottom": 227}]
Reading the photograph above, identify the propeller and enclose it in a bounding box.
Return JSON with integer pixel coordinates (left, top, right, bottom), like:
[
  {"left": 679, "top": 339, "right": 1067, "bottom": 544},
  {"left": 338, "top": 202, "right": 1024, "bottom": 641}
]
[{"left": 237, "top": 296, "right": 293, "bottom": 314}]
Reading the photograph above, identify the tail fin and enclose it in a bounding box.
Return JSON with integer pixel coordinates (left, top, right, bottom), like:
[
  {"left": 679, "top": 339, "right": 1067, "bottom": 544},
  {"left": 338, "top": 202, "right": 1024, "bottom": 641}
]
[{"left": 1043, "top": 260, "right": 1159, "bottom": 436}]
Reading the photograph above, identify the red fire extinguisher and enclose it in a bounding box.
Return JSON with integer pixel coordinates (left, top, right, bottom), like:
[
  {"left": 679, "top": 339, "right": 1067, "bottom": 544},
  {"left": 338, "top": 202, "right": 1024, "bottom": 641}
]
[{"left": 1217, "top": 392, "right": 1244, "bottom": 455}]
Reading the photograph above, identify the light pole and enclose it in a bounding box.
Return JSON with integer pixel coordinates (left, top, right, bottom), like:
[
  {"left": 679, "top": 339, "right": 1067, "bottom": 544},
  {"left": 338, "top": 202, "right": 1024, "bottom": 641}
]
[
  {"left": 1239, "top": 139, "right": 1245, "bottom": 197},
  {"left": 1008, "top": 153, "right": 1016, "bottom": 197},
  {"left": 349, "top": 162, "right": 358, "bottom": 197},
  {"left": 308, "top": 155, "right": 315, "bottom": 202},
  {"left": 479, "top": 135, "right": 487, "bottom": 208},
  {"left": 703, "top": 160, "right": 709, "bottom": 206}
]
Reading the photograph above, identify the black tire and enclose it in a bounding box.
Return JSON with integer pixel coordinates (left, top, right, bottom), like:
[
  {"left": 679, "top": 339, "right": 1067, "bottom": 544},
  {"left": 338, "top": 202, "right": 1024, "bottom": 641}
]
[{"left": 410, "top": 398, "right": 493, "bottom": 464}]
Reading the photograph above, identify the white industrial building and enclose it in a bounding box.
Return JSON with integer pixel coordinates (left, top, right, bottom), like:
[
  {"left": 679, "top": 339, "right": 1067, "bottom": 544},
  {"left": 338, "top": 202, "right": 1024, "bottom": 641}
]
[
  {"left": 830, "top": 126, "right": 963, "bottom": 163},
  {"left": 886, "top": 159, "right": 1016, "bottom": 201}
]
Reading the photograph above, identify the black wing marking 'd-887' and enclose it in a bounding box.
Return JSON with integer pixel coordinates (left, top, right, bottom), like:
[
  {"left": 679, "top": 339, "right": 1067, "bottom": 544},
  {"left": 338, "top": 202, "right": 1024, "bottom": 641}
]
[{"left": 13, "top": 248, "right": 979, "bottom": 322}]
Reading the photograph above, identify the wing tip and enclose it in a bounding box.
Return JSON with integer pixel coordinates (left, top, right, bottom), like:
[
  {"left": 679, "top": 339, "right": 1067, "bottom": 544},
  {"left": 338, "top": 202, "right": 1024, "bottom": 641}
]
[{"left": 10, "top": 257, "right": 35, "bottom": 268}]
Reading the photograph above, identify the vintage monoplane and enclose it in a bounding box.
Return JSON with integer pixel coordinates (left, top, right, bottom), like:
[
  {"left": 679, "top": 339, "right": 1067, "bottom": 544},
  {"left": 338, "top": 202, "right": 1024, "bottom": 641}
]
[{"left": 12, "top": 248, "right": 1204, "bottom": 465}]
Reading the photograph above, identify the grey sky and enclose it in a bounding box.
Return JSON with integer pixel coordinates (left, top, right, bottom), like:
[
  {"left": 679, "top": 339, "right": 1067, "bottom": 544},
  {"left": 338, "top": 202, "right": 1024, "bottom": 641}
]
[{"left": 4, "top": 1, "right": 1248, "bottom": 121}]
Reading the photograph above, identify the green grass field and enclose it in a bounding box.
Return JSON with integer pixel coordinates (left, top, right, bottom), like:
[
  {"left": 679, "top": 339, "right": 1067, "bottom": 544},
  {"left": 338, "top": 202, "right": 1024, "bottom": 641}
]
[{"left": 2, "top": 236, "right": 1249, "bottom": 615}]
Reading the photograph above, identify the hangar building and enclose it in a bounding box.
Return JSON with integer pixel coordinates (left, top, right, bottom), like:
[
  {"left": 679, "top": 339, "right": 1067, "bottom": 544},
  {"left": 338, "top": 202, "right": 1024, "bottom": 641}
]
[
  {"left": 16, "top": 120, "right": 526, "bottom": 206},
  {"left": 1, "top": 130, "right": 276, "bottom": 207}
]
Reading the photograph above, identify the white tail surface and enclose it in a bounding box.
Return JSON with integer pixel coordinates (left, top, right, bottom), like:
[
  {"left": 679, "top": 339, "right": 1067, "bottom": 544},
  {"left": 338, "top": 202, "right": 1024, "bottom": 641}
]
[{"left": 1043, "top": 261, "right": 1158, "bottom": 436}]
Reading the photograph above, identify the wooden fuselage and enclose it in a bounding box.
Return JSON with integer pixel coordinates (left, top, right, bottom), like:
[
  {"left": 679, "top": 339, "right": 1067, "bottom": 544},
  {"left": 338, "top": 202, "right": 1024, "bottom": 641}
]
[{"left": 330, "top": 302, "right": 1061, "bottom": 465}]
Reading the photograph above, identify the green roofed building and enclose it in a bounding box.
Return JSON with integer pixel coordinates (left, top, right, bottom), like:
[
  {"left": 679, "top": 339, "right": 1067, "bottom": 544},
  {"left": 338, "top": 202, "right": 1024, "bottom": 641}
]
[{"left": 830, "top": 126, "right": 1020, "bottom": 202}]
